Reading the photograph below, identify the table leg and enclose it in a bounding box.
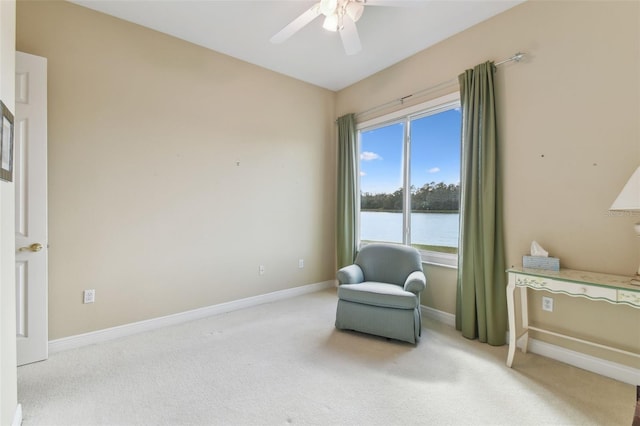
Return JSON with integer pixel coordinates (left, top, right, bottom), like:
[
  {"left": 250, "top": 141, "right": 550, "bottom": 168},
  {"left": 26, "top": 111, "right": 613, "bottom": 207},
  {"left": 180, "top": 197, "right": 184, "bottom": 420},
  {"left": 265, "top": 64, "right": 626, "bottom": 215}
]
[
  {"left": 520, "top": 286, "right": 529, "bottom": 353},
  {"left": 506, "top": 274, "right": 517, "bottom": 367}
]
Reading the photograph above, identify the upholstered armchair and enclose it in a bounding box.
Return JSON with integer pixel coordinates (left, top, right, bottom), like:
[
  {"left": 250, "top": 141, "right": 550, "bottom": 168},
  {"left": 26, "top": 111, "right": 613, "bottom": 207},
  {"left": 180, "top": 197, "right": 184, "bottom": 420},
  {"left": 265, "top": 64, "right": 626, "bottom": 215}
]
[{"left": 335, "top": 243, "right": 427, "bottom": 344}]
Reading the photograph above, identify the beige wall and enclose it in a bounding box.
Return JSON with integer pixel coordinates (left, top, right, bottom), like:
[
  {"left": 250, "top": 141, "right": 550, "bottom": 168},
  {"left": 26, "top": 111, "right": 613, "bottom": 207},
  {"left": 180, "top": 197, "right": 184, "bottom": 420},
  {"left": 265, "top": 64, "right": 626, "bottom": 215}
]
[
  {"left": 0, "top": 0, "right": 17, "bottom": 423},
  {"left": 17, "top": 0, "right": 337, "bottom": 340},
  {"left": 337, "top": 0, "right": 639, "bottom": 367},
  {"left": 15, "top": 0, "right": 640, "bottom": 369}
]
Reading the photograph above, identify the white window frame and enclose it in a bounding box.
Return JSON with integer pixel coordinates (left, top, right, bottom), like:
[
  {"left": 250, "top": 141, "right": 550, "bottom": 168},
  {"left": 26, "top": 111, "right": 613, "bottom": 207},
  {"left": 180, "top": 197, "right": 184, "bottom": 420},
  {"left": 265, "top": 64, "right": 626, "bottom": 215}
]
[{"left": 357, "top": 92, "right": 460, "bottom": 269}]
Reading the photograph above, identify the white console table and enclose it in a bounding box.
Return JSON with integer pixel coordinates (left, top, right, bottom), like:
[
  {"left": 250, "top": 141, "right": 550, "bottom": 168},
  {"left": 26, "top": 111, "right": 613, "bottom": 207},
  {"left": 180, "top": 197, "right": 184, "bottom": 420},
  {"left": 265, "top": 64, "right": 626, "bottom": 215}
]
[{"left": 506, "top": 267, "right": 640, "bottom": 367}]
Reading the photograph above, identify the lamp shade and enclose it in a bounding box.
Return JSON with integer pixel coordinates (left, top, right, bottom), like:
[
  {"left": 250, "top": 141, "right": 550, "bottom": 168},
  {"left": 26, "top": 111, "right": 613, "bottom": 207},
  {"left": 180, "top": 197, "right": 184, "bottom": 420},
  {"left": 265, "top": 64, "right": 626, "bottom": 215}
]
[{"left": 610, "top": 166, "right": 640, "bottom": 211}]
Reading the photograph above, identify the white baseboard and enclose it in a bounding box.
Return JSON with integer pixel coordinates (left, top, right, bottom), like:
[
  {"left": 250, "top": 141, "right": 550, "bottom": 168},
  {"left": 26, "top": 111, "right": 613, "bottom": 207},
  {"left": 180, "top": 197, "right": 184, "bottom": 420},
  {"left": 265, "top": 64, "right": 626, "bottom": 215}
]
[
  {"left": 48, "top": 288, "right": 639, "bottom": 386},
  {"left": 12, "top": 404, "right": 22, "bottom": 426},
  {"left": 421, "top": 305, "right": 640, "bottom": 386},
  {"left": 421, "top": 304, "right": 455, "bottom": 327},
  {"left": 516, "top": 335, "right": 640, "bottom": 386},
  {"left": 49, "top": 280, "right": 335, "bottom": 353}
]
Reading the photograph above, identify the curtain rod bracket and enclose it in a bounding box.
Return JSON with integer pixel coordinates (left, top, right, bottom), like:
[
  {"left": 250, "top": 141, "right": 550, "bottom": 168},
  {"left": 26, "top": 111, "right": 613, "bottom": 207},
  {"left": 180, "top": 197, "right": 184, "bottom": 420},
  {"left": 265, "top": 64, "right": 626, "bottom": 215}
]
[{"left": 495, "top": 52, "right": 526, "bottom": 66}]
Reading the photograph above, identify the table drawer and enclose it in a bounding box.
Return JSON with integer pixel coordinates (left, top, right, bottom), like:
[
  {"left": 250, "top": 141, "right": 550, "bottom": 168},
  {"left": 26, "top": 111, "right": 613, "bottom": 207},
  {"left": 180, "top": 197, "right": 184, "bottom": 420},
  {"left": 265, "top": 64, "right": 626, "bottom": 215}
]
[
  {"left": 559, "top": 281, "right": 616, "bottom": 301},
  {"left": 618, "top": 290, "right": 640, "bottom": 307},
  {"left": 514, "top": 274, "right": 617, "bottom": 302}
]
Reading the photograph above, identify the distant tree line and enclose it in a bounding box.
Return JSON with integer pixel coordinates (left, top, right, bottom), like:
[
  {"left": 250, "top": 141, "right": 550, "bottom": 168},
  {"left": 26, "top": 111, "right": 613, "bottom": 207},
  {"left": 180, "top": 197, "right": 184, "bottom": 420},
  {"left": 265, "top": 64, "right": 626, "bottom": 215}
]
[{"left": 361, "top": 182, "right": 460, "bottom": 212}]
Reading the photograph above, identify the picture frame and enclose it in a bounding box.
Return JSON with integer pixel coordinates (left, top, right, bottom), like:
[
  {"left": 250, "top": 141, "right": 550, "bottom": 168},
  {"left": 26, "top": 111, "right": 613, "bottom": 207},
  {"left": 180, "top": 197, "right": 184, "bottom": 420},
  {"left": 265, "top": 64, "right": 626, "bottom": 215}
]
[{"left": 0, "top": 100, "right": 14, "bottom": 182}]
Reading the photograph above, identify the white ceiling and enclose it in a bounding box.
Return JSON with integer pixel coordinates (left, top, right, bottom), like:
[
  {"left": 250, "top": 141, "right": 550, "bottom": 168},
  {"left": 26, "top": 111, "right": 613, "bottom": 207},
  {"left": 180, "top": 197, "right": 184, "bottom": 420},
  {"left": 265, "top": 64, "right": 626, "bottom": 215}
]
[{"left": 69, "top": 0, "right": 524, "bottom": 91}]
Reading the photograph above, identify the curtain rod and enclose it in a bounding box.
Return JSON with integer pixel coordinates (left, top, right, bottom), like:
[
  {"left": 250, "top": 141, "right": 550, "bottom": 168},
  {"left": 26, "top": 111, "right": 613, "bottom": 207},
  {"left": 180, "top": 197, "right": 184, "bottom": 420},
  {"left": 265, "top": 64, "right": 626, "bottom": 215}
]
[{"left": 353, "top": 52, "right": 526, "bottom": 119}]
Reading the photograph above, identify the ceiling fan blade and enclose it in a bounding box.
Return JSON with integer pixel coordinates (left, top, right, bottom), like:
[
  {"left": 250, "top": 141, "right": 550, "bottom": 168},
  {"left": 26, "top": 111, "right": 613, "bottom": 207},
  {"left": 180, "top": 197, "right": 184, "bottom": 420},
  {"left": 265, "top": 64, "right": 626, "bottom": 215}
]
[
  {"left": 364, "top": 0, "right": 428, "bottom": 6},
  {"left": 340, "top": 16, "right": 362, "bottom": 55},
  {"left": 270, "top": 4, "right": 321, "bottom": 44}
]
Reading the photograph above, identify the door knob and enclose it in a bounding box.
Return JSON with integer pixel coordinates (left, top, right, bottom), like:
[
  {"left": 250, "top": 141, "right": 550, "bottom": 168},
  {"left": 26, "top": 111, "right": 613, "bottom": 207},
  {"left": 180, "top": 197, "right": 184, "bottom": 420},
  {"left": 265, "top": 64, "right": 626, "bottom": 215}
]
[{"left": 19, "top": 243, "right": 43, "bottom": 252}]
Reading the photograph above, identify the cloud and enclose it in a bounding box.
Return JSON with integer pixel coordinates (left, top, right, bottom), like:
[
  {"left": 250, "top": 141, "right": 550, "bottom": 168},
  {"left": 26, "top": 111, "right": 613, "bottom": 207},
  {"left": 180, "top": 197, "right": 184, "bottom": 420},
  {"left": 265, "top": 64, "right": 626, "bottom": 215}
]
[
  {"left": 361, "top": 151, "right": 382, "bottom": 161},
  {"left": 360, "top": 171, "right": 366, "bottom": 176},
  {"left": 428, "top": 167, "right": 441, "bottom": 173}
]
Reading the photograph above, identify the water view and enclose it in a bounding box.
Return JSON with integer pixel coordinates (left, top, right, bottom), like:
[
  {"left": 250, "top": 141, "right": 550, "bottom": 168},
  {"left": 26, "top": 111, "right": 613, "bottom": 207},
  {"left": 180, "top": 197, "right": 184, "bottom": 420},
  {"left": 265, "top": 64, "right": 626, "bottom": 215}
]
[{"left": 360, "top": 211, "right": 459, "bottom": 248}]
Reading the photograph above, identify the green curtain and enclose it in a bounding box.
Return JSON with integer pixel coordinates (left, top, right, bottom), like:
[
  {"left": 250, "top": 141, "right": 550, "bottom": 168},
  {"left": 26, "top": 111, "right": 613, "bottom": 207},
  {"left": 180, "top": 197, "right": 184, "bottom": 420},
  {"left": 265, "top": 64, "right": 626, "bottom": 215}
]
[
  {"left": 336, "top": 113, "right": 358, "bottom": 268},
  {"left": 455, "top": 62, "right": 507, "bottom": 346}
]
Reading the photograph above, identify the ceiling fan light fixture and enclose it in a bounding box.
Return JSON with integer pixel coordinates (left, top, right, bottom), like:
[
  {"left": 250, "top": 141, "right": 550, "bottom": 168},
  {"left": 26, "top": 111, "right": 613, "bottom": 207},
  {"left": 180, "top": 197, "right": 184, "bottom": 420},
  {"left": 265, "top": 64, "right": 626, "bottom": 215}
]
[
  {"left": 345, "top": 2, "right": 364, "bottom": 22},
  {"left": 319, "top": 0, "right": 338, "bottom": 16},
  {"left": 322, "top": 13, "right": 339, "bottom": 31}
]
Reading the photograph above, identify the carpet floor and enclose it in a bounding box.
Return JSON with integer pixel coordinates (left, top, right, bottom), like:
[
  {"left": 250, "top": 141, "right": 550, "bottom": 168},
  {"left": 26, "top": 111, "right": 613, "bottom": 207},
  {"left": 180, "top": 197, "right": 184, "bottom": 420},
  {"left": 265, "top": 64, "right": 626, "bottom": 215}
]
[{"left": 18, "top": 288, "right": 635, "bottom": 425}]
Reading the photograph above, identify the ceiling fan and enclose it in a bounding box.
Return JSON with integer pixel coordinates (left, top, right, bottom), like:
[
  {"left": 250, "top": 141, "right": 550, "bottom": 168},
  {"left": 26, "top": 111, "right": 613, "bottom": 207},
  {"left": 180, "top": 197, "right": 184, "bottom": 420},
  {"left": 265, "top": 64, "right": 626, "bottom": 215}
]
[{"left": 270, "top": 0, "right": 416, "bottom": 56}]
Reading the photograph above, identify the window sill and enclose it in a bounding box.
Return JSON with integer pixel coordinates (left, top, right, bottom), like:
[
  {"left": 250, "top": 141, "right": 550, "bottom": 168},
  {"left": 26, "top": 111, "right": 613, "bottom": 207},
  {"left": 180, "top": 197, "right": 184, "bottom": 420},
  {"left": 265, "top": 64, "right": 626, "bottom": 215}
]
[
  {"left": 420, "top": 251, "right": 458, "bottom": 269},
  {"left": 359, "top": 241, "right": 458, "bottom": 269}
]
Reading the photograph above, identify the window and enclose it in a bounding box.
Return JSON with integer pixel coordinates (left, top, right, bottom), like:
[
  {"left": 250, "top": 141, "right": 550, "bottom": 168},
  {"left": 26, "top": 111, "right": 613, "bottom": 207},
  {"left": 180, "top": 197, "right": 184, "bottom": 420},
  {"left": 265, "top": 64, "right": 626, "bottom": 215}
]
[{"left": 358, "top": 93, "right": 461, "bottom": 267}]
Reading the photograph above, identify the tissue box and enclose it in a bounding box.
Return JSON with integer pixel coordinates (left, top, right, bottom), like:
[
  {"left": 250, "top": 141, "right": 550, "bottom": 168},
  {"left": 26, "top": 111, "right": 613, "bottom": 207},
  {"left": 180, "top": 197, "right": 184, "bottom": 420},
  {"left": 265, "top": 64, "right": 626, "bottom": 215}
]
[{"left": 522, "top": 256, "right": 560, "bottom": 271}]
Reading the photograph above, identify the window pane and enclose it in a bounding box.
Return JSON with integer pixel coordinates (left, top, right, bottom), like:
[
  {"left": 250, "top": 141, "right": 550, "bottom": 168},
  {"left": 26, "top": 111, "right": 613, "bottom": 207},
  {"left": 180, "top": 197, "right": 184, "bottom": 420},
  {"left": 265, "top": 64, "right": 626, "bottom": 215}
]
[
  {"left": 409, "top": 108, "right": 461, "bottom": 253},
  {"left": 359, "top": 122, "right": 404, "bottom": 244}
]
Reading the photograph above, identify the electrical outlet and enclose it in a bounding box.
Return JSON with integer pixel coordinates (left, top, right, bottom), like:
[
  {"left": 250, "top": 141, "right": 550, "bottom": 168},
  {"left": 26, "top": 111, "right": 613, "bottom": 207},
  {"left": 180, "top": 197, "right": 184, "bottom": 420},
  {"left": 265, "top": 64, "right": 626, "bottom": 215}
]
[
  {"left": 298, "top": 259, "right": 304, "bottom": 269},
  {"left": 83, "top": 289, "right": 95, "bottom": 304},
  {"left": 259, "top": 265, "right": 265, "bottom": 275},
  {"left": 542, "top": 296, "right": 553, "bottom": 312}
]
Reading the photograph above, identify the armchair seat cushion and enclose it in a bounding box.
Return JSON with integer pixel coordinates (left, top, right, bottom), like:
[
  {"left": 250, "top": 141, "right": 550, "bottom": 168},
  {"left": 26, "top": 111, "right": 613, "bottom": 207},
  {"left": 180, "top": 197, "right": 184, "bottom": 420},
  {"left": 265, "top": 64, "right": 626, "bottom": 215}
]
[{"left": 338, "top": 282, "right": 418, "bottom": 310}]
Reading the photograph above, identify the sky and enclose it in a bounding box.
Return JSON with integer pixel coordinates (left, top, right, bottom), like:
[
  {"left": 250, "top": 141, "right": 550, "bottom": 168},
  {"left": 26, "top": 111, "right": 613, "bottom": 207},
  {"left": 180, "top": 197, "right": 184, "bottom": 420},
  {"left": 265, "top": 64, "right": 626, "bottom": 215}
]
[{"left": 359, "top": 107, "right": 461, "bottom": 194}]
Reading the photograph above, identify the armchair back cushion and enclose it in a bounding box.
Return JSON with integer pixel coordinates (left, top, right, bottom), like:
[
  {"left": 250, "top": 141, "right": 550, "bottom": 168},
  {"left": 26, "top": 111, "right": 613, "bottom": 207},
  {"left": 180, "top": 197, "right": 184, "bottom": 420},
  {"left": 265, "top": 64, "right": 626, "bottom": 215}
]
[{"left": 355, "top": 243, "right": 422, "bottom": 286}]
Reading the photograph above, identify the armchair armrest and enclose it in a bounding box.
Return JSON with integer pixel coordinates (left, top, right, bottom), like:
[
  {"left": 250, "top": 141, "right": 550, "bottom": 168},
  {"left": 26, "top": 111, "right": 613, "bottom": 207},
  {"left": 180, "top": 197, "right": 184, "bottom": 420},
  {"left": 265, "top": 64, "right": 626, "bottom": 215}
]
[
  {"left": 404, "top": 270, "right": 426, "bottom": 294},
  {"left": 337, "top": 264, "right": 364, "bottom": 285}
]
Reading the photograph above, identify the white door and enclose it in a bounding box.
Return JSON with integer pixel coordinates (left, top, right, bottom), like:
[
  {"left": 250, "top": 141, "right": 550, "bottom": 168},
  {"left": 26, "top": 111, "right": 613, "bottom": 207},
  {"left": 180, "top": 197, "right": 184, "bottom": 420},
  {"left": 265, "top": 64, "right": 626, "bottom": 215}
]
[{"left": 15, "top": 51, "right": 48, "bottom": 366}]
